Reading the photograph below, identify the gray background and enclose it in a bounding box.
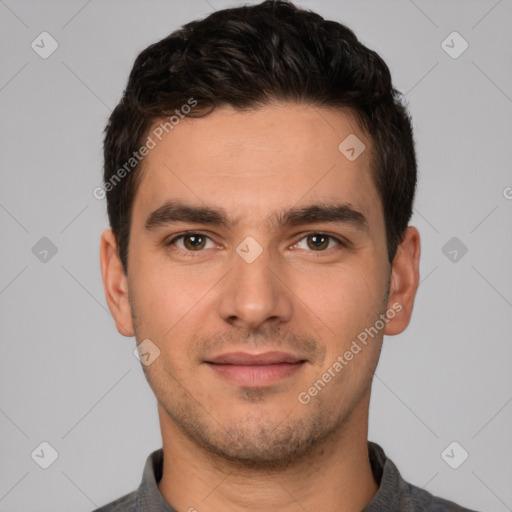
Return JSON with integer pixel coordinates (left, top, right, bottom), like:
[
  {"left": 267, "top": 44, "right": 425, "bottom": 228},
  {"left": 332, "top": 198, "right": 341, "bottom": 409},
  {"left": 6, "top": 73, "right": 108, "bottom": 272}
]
[{"left": 0, "top": 0, "right": 511, "bottom": 511}]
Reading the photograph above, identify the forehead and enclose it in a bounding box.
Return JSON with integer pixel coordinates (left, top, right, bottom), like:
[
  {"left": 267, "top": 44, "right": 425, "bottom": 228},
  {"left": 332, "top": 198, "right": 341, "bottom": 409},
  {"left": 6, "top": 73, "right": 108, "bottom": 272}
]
[{"left": 132, "top": 103, "right": 381, "bottom": 230}]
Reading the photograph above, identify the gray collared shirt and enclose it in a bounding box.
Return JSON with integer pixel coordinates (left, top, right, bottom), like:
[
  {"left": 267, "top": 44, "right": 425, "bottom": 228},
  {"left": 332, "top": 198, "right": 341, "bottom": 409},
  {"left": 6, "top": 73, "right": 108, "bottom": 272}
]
[{"left": 92, "top": 442, "right": 479, "bottom": 511}]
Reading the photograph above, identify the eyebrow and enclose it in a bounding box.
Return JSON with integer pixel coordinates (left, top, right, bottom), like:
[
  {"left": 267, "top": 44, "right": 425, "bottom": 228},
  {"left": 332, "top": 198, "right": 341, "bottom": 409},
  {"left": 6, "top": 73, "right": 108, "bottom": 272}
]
[{"left": 144, "top": 200, "right": 368, "bottom": 233}]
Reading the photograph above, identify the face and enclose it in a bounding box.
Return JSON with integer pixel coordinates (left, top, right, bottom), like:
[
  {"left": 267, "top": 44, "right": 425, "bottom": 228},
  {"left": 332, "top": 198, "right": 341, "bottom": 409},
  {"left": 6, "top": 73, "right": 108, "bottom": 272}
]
[{"left": 101, "top": 102, "right": 419, "bottom": 468}]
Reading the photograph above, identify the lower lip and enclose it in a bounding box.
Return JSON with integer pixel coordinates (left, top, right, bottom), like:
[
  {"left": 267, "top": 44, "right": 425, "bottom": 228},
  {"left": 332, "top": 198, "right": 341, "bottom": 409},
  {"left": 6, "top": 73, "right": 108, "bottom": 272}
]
[{"left": 207, "top": 362, "right": 304, "bottom": 387}]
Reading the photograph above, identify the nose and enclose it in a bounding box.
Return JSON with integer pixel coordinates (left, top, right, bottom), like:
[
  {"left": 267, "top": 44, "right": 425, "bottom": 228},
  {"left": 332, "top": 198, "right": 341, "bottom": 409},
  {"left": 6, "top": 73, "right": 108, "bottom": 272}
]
[{"left": 217, "top": 239, "right": 294, "bottom": 330}]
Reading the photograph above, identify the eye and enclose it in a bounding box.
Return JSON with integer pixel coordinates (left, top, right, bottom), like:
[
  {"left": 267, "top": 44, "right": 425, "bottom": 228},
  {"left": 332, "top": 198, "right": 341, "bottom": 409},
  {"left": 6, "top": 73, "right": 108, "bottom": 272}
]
[
  {"left": 165, "top": 231, "right": 345, "bottom": 257},
  {"left": 292, "top": 233, "right": 344, "bottom": 252},
  {"left": 166, "top": 233, "right": 216, "bottom": 254}
]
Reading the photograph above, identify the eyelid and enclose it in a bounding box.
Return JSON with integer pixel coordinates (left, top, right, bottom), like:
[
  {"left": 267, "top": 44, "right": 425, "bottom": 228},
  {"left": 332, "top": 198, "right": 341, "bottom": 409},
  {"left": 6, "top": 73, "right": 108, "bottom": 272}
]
[
  {"left": 290, "top": 232, "right": 346, "bottom": 251},
  {"left": 166, "top": 231, "right": 217, "bottom": 252},
  {"left": 165, "top": 230, "right": 347, "bottom": 255}
]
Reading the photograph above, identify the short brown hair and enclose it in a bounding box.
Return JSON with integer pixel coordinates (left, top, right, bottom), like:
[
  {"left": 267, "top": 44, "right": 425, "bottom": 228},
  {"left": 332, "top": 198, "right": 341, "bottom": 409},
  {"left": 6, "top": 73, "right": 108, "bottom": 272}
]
[{"left": 103, "top": 0, "right": 417, "bottom": 273}]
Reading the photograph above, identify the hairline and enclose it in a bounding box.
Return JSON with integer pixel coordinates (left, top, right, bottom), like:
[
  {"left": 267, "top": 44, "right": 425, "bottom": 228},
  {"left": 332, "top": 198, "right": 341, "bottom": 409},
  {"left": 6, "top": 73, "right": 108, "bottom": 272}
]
[{"left": 121, "top": 101, "right": 384, "bottom": 273}]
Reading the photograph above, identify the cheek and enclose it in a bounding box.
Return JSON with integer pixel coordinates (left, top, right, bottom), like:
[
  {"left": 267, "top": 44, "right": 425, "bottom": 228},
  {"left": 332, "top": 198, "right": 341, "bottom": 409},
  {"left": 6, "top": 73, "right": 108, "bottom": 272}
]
[
  {"left": 129, "top": 248, "right": 232, "bottom": 358},
  {"left": 295, "top": 261, "right": 385, "bottom": 335},
  {"left": 129, "top": 252, "right": 202, "bottom": 338}
]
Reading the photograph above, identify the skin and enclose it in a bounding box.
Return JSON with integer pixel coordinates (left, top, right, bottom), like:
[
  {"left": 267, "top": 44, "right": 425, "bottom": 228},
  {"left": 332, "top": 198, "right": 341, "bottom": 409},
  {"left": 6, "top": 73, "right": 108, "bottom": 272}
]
[{"left": 100, "top": 102, "right": 420, "bottom": 512}]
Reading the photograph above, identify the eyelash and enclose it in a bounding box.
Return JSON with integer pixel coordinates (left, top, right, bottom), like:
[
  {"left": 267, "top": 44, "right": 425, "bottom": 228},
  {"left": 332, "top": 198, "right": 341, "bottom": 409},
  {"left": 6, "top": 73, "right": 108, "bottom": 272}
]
[{"left": 165, "top": 232, "right": 346, "bottom": 257}]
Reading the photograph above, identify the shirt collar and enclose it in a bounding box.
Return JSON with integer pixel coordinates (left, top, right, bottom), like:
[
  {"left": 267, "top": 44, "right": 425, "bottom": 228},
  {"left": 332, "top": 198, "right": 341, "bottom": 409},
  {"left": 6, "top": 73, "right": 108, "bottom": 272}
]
[{"left": 135, "top": 448, "right": 177, "bottom": 512}]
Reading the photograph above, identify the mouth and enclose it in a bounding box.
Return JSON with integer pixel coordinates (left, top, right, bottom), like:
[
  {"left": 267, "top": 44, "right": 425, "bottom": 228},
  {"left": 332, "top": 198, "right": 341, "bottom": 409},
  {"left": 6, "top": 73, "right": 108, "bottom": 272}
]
[{"left": 205, "top": 351, "right": 307, "bottom": 387}]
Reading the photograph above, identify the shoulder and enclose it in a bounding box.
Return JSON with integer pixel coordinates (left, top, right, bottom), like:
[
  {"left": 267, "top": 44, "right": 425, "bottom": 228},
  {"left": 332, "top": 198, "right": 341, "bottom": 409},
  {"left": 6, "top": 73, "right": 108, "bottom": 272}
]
[
  {"left": 366, "top": 442, "right": 480, "bottom": 512},
  {"left": 91, "top": 490, "right": 137, "bottom": 512},
  {"left": 404, "top": 480, "right": 479, "bottom": 512}
]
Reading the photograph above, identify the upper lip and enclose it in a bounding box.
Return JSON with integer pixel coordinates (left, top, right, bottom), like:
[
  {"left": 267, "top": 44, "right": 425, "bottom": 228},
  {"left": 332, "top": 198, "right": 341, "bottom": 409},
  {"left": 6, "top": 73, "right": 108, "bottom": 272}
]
[{"left": 206, "top": 351, "right": 306, "bottom": 365}]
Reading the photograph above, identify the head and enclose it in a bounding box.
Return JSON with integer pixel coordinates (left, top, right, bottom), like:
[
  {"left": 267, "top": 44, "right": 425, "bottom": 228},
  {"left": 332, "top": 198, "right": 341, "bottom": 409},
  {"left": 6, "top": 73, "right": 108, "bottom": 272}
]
[{"left": 100, "top": 0, "right": 420, "bottom": 468}]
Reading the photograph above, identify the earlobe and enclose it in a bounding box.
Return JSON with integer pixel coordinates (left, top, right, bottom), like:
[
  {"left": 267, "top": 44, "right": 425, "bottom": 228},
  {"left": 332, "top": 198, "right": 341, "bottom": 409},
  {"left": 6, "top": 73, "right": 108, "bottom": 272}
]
[
  {"left": 99, "top": 229, "right": 135, "bottom": 337},
  {"left": 384, "top": 226, "right": 421, "bottom": 336}
]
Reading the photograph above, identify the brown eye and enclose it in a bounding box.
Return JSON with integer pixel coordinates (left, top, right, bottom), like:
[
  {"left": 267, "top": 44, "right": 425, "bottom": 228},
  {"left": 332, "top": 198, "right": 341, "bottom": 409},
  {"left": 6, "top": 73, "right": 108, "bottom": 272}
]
[
  {"left": 307, "top": 234, "right": 330, "bottom": 250},
  {"left": 167, "top": 233, "right": 214, "bottom": 253},
  {"left": 182, "top": 234, "right": 206, "bottom": 250},
  {"left": 293, "top": 233, "right": 343, "bottom": 252}
]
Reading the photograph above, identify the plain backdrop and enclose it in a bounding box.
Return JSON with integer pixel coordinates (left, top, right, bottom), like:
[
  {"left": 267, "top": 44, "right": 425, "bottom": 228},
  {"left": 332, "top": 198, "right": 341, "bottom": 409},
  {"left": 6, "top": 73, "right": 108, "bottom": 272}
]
[{"left": 0, "top": 1, "right": 511, "bottom": 511}]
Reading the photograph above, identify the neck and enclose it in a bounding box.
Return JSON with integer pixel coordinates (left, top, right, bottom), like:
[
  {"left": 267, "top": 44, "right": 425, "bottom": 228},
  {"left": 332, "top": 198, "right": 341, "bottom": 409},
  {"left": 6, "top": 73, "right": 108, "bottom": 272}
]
[{"left": 156, "top": 395, "right": 379, "bottom": 512}]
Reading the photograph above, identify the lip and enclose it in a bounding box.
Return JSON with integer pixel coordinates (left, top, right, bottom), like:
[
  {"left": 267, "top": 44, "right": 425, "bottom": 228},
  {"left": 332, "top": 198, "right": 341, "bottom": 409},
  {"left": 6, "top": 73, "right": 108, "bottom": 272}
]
[
  {"left": 207, "top": 351, "right": 304, "bottom": 365},
  {"left": 205, "top": 351, "right": 307, "bottom": 387}
]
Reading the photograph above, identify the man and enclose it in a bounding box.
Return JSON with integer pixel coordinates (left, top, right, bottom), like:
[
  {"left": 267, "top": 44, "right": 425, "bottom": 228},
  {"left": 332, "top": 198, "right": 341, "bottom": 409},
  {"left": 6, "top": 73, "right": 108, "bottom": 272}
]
[{"left": 96, "top": 1, "right": 477, "bottom": 510}]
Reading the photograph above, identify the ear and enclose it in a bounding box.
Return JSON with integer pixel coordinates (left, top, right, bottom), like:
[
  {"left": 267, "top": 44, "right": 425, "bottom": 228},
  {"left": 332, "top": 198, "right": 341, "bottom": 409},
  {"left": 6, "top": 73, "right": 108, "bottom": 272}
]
[
  {"left": 99, "top": 229, "right": 134, "bottom": 337},
  {"left": 384, "top": 226, "right": 421, "bottom": 336}
]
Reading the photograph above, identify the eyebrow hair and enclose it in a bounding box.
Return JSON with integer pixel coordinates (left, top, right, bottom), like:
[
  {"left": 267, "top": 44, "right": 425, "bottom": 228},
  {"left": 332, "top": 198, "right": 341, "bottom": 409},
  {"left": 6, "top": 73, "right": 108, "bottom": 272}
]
[
  {"left": 144, "top": 200, "right": 368, "bottom": 233},
  {"left": 145, "top": 201, "right": 235, "bottom": 231},
  {"left": 274, "top": 203, "right": 368, "bottom": 231}
]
